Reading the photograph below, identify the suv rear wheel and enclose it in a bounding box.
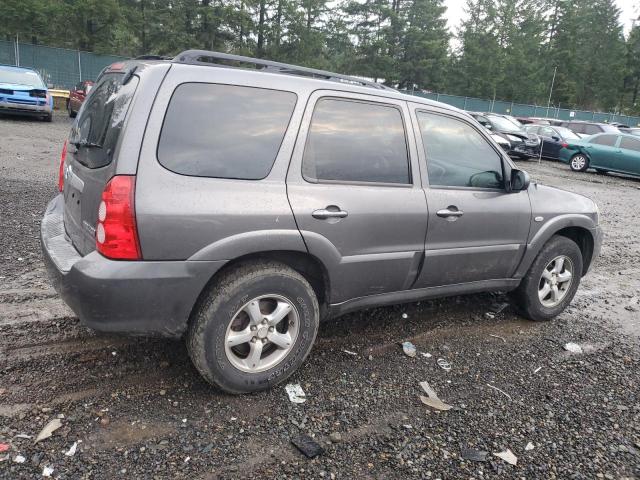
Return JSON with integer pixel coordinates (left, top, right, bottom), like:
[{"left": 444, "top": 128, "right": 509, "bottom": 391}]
[
  {"left": 511, "top": 235, "right": 583, "bottom": 321},
  {"left": 187, "top": 261, "right": 319, "bottom": 394}
]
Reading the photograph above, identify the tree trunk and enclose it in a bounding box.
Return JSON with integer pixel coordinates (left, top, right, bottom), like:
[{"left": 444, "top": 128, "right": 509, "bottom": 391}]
[{"left": 257, "top": 0, "right": 266, "bottom": 56}]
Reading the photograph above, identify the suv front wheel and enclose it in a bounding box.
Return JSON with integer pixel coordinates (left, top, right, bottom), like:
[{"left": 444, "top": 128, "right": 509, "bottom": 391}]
[
  {"left": 511, "top": 235, "right": 583, "bottom": 321},
  {"left": 187, "top": 261, "right": 319, "bottom": 394}
]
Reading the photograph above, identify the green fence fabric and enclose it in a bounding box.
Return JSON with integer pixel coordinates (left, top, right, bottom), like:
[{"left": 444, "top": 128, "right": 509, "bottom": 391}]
[
  {"left": 411, "top": 91, "right": 640, "bottom": 127},
  {"left": 1, "top": 39, "right": 639, "bottom": 126},
  {"left": 0, "top": 39, "right": 127, "bottom": 89}
]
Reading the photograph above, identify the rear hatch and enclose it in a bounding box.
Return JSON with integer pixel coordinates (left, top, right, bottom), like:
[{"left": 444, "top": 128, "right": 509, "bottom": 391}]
[{"left": 63, "top": 70, "right": 139, "bottom": 255}]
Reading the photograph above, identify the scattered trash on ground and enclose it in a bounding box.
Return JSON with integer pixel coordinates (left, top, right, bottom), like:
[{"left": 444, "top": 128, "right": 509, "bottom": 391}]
[
  {"left": 65, "top": 442, "right": 78, "bottom": 457},
  {"left": 533, "top": 367, "right": 542, "bottom": 374},
  {"left": 436, "top": 358, "right": 451, "bottom": 371},
  {"left": 34, "top": 418, "right": 62, "bottom": 444},
  {"left": 402, "top": 341, "right": 417, "bottom": 358},
  {"left": 486, "top": 383, "right": 512, "bottom": 401},
  {"left": 418, "top": 380, "right": 453, "bottom": 411},
  {"left": 493, "top": 449, "right": 518, "bottom": 465},
  {"left": 342, "top": 350, "right": 358, "bottom": 356},
  {"left": 420, "top": 352, "right": 432, "bottom": 358},
  {"left": 402, "top": 313, "right": 408, "bottom": 319},
  {"left": 461, "top": 448, "right": 488, "bottom": 462},
  {"left": 42, "top": 466, "right": 54, "bottom": 477},
  {"left": 291, "top": 434, "right": 324, "bottom": 458},
  {"left": 564, "top": 342, "right": 583, "bottom": 353},
  {"left": 285, "top": 384, "right": 307, "bottom": 404},
  {"left": 13, "top": 455, "right": 26, "bottom": 463},
  {"left": 329, "top": 432, "right": 342, "bottom": 443},
  {"left": 0, "top": 443, "right": 9, "bottom": 453},
  {"left": 490, "top": 302, "right": 510, "bottom": 315},
  {"left": 489, "top": 334, "right": 506, "bottom": 343},
  {"left": 485, "top": 312, "right": 495, "bottom": 319},
  {"left": 525, "top": 442, "right": 535, "bottom": 451}
]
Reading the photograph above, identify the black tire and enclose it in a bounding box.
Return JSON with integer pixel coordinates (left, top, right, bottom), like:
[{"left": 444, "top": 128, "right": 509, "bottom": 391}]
[
  {"left": 569, "top": 153, "right": 589, "bottom": 172},
  {"left": 187, "top": 260, "right": 319, "bottom": 394},
  {"left": 68, "top": 102, "right": 76, "bottom": 118},
  {"left": 44, "top": 113, "right": 53, "bottom": 122},
  {"left": 511, "top": 235, "right": 583, "bottom": 321}
]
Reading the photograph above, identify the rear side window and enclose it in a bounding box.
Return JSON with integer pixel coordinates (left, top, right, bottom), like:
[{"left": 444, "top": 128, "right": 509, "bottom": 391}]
[
  {"left": 70, "top": 73, "right": 139, "bottom": 169},
  {"left": 620, "top": 136, "right": 640, "bottom": 152},
  {"left": 302, "top": 98, "right": 410, "bottom": 184},
  {"left": 158, "top": 83, "right": 296, "bottom": 180},
  {"left": 591, "top": 135, "right": 618, "bottom": 146},
  {"left": 417, "top": 111, "right": 504, "bottom": 189},
  {"left": 584, "top": 124, "right": 602, "bottom": 135}
]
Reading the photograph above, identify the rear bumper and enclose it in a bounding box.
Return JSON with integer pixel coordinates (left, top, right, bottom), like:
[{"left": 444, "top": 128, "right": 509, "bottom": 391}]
[
  {"left": 41, "top": 195, "right": 226, "bottom": 338},
  {"left": 0, "top": 99, "right": 52, "bottom": 116}
]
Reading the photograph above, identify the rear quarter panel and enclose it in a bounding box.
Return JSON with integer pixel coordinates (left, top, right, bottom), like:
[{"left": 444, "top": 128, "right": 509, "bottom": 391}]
[{"left": 134, "top": 64, "right": 310, "bottom": 260}]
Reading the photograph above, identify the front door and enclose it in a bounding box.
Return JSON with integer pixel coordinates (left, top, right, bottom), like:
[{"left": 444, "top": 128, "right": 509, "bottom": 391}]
[
  {"left": 286, "top": 92, "right": 428, "bottom": 304},
  {"left": 539, "top": 126, "right": 563, "bottom": 159},
  {"left": 410, "top": 107, "right": 531, "bottom": 288}
]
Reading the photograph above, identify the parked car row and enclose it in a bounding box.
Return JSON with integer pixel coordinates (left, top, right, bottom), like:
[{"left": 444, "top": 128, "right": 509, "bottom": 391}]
[{"left": 508, "top": 116, "right": 640, "bottom": 178}]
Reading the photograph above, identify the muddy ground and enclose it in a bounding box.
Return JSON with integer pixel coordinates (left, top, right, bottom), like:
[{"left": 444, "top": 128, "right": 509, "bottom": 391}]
[{"left": 0, "top": 113, "right": 639, "bottom": 479}]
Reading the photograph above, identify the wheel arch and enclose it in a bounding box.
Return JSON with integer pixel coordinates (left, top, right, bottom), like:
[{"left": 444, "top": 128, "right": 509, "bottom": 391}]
[
  {"left": 188, "top": 250, "right": 331, "bottom": 327},
  {"left": 515, "top": 215, "right": 597, "bottom": 278},
  {"left": 554, "top": 226, "right": 595, "bottom": 276}
]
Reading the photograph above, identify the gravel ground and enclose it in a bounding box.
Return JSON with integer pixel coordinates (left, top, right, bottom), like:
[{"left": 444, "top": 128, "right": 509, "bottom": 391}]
[{"left": 0, "top": 113, "right": 639, "bottom": 479}]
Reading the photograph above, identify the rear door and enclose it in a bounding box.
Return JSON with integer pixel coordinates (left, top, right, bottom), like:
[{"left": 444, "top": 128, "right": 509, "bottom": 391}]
[
  {"left": 539, "top": 126, "right": 562, "bottom": 158},
  {"left": 286, "top": 91, "right": 428, "bottom": 303},
  {"left": 410, "top": 106, "right": 531, "bottom": 287},
  {"left": 585, "top": 134, "right": 621, "bottom": 169},
  {"left": 618, "top": 136, "right": 640, "bottom": 175},
  {"left": 63, "top": 71, "right": 139, "bottom": 255}
]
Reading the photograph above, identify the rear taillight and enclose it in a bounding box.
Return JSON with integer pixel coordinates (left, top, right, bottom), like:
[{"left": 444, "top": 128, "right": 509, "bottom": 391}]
[
  {"left": 561, "top": 142, "right": 569, "bottom": 148},
  {"left": 96, "top": 175, "right": 141, "bottom": 260},
  {"left": 58, "top": 140, "right": 67, "bottom": 192}
]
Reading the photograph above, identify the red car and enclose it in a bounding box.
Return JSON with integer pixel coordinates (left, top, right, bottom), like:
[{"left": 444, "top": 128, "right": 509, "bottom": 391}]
[{"left": 67, "top": 80, "right": 94, "bottom": 118}]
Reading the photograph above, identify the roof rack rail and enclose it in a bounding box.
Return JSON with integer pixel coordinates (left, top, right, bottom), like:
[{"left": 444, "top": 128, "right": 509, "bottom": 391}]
[
  {"left": 136, "top": 54, "right": 172, "bottom": 60},
  {"left": 173, "top": 50, "right": 392, "bottom": 91}
]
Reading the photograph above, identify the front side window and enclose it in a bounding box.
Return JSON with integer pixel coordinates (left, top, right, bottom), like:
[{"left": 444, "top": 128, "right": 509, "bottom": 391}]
[
  {"left": 158, "top": 83, "right": 296, "bottom": 180},
  {"left": 591, "top": 134, "right": 618, "bottom": 147},
  {"left": 302, "top": 98, "right": 410, "bottom": 184},
  {"left": 417, "top": 111, "right": 504, "bottom": 189},
  {"left": 620, "top": 136, "right": 640, "bottom": 152}
]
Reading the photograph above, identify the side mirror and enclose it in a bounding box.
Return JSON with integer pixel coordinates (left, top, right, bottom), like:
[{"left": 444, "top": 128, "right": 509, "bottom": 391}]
[
  {"left": 484, "top": 124, "right": 493, "bottom": 130},
  {"left": 551, "top": 135, "right": 560, "bottom": 141},
  {"left": 510, "top": 169, "right": 530, "bottom": 192}
]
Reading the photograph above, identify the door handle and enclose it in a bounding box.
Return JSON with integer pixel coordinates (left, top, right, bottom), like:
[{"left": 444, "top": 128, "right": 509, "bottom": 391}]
[
  {"left": 312, "top": 208, "right": 348, "bottom": 219},
  {"left": 436, "top": 207, "right": 464, "bottom": 218}
]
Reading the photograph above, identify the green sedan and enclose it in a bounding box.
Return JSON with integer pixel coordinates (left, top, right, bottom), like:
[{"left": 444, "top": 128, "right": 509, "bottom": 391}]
[{"left": 559, "top": 132, "right": 640, "bottom": 177}]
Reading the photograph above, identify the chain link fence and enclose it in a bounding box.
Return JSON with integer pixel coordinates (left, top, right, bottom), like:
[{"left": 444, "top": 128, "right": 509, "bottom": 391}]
[
  {"left": 0, "top": 39, "right": 127, "bottom": 90},
  {"left": 1, "top": 38, "right": 639, "bottom": 126}
]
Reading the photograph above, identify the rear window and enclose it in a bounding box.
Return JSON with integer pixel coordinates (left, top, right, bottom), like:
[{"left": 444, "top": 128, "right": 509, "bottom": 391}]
[
  {"left": 157, "top": 83, "right": 297, "bottom": 180},
  {"left": 0, "top": 68, "right": 45, "bottom": 88},
  {"left": 69, "top": 72, "right": 139, "bottom": 169},
  {"left": 590, "top": 134, "right": 618, "bottom": 146}
]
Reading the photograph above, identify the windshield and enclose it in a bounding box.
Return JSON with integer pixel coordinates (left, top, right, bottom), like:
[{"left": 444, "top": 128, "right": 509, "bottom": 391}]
[
  {"left": 0, "top": 68, "right": 45, "bottom": 88},
  {"left": 555, "top": 127, "right": 580, "bottom": 140},
  {"left": 487, "top": 115, "right": 522, "bottom": 133},
  {"left": 503, "top": 115, "right": 523, "bottom": 128}
]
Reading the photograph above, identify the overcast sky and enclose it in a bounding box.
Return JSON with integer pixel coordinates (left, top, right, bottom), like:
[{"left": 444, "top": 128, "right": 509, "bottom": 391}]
[{"left": 443, "top": 0, "right": 640, "bottom": 36}]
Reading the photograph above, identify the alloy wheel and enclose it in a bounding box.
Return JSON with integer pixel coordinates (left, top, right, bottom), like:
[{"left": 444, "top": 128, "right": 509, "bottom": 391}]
[
  {"left": 538, "top": 255, "right": 574, "bottom": 308},
  {"left": 224, "top": 295, "right": 300, "bottom": 373}
]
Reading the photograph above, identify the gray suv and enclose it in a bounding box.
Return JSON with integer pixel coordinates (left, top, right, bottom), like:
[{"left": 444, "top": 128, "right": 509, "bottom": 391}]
[{"left": 41, "top": 51, "right": 602, "bottom": 393}]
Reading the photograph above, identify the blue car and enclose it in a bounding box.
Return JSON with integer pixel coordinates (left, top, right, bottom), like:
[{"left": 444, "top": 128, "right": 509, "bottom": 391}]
[{"left": 0, "top": 65, "right": 53, "bottom": 122}]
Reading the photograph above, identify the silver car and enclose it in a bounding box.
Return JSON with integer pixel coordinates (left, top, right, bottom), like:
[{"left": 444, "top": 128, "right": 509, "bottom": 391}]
[{"left": 41, "top": 51, "right": 603, "bottom": 393}]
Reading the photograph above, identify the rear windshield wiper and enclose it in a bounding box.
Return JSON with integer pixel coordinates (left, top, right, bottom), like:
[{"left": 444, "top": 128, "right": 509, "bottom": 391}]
[{"left": 70, "top": 140, "right": 102, "bottom": 149}]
